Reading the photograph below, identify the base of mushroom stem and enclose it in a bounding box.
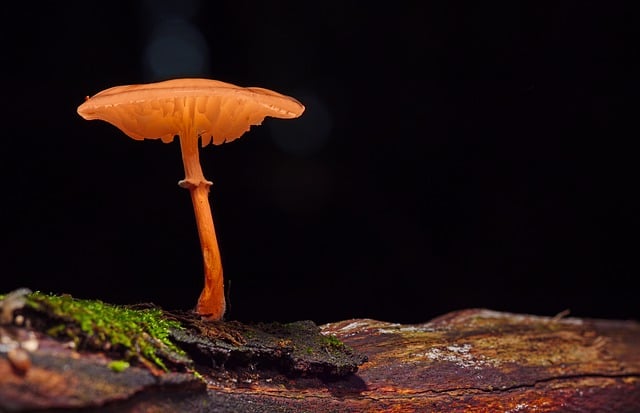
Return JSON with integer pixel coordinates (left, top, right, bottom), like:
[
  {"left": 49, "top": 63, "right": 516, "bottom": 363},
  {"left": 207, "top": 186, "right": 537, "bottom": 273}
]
[{"left": 196, "top": 295, "right": 226, "bottom": 321}]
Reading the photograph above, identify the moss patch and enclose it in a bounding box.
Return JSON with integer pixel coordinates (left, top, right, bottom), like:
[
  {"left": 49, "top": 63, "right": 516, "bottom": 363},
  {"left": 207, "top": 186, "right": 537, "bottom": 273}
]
[
  {"left": 107, "top": 360, "right": 131, "bottom": 372},
  {"left": 23, "top": 291, "right": 189, "bottom": 371}
]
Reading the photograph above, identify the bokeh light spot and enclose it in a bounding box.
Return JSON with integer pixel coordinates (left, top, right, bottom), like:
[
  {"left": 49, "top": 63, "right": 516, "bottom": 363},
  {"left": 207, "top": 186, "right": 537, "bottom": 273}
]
[{"left": 143, "top": 18, "right": 210, "bottom": 80}]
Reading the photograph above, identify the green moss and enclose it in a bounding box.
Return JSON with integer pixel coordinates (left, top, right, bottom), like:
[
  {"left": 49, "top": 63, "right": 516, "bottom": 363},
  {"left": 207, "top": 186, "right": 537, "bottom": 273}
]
[
  {"left": 321, "top": 334, "right": 346, "bottom": 350},
  {"left": 191, "top": 369, "right": 205, "bottom": 381},
  {"left": 26, "top": 291, "right": 186, "bottom": 371},
  {"left": 107, "top": 360, "right": 130, "bottom": 372}
]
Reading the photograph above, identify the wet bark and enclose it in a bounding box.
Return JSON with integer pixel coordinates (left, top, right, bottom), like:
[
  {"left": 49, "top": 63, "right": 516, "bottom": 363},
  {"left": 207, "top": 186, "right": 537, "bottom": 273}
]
[{"left": 1, "top": 306, "right": 639, "bottom": 413}]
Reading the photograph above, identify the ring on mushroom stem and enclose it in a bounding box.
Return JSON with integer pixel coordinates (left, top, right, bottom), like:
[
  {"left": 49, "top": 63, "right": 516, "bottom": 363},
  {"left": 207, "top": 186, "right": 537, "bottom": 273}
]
[{"left": 77, "top": 78, "right": 305, "bottom": 321}]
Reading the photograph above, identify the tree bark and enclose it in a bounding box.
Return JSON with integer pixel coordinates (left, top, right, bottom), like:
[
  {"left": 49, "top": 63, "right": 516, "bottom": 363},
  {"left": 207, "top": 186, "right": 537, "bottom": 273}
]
[{"left": 1, "top": 307, "right": 639, "bottom": 412}]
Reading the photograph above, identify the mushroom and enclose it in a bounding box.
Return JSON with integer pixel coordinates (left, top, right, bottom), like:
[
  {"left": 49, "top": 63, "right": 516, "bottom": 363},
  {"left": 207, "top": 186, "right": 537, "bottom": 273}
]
[{"left": 77, "top": 78, "right": 305, "bottom": 320}]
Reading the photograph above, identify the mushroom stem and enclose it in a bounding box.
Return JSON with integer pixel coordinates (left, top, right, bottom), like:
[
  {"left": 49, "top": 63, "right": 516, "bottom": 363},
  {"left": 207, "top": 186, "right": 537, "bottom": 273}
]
[{"left": 178, "top": 132, "right": 226, "bottom": 320}]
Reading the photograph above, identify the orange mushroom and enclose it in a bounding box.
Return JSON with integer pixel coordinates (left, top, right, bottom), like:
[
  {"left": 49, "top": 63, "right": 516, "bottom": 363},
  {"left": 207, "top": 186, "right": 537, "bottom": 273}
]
[{"left": 77, "top": 78, "right": 305, "bottom": 320}]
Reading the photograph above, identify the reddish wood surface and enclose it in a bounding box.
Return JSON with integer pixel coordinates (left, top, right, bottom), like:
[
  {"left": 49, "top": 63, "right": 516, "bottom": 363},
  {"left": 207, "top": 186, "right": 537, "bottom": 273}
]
[{"left": 2, "top": 308, "right": 639, "bottom": 412}]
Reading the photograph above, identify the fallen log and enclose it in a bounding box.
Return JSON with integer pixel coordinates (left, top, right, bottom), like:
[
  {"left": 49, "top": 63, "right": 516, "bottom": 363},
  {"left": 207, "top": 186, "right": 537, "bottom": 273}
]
[{"left": 1, "top": 291, "right": 639, "bottom": 412}]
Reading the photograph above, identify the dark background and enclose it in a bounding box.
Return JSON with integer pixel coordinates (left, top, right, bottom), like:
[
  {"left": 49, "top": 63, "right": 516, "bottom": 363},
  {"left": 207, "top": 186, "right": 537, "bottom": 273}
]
[{"left": 1, "top": 2, "right": 637, "bottom": 324}]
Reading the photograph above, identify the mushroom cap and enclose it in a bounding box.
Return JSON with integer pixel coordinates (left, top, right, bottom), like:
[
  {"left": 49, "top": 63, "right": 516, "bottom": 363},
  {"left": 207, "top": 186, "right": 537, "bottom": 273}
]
[{"left": 77, "top": 78, "right": 305, "bottom": 146}]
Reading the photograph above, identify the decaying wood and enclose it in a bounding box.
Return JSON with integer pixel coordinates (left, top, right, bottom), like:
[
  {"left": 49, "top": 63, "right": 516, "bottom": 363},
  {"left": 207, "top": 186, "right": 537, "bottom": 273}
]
[{"left": 1, "top": 303, "right": 639, "bottom": 412}]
